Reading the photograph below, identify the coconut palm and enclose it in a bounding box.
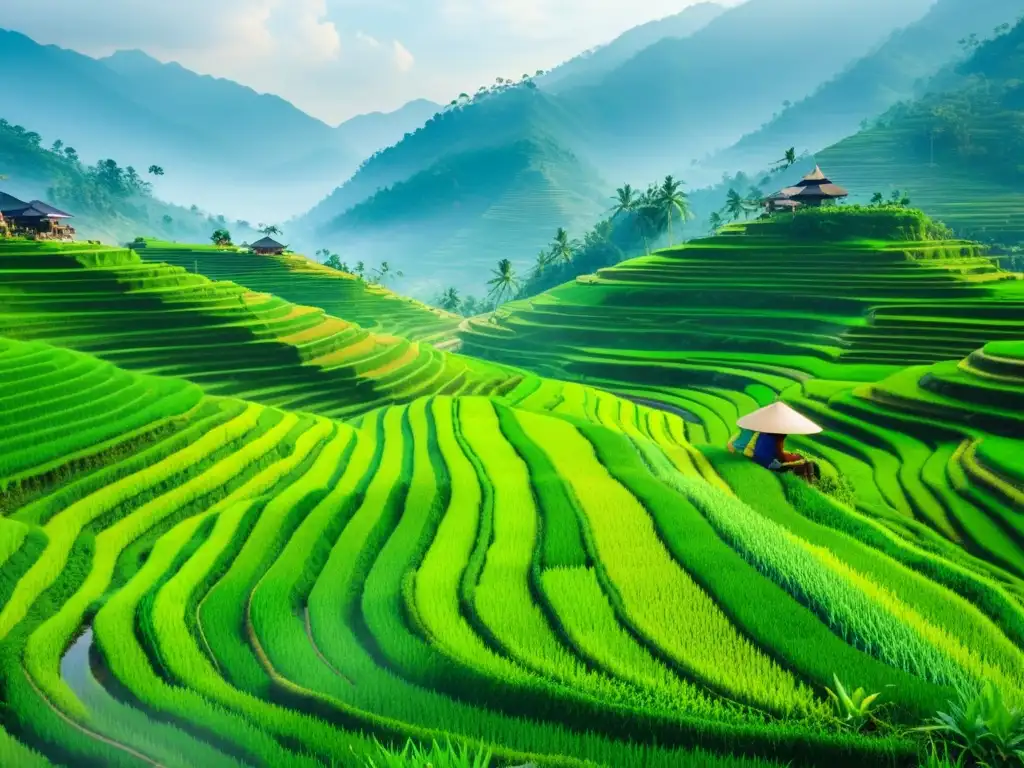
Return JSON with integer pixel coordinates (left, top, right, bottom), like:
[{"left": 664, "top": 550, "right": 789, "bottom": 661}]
[
  {"left": 773, "top": 147, "right": 798, "bottom": 172},
  {"left": 440, "top": 287, "right": 461, "bottom": 312},
  {"left": 487, "top": 258, "right": 520, "bottom": 319},
  {"left": 724, "top": 188, "right": 749, "bottom": 221},
  {"left": 258, "top": 224, "right": 282, "bottom": 237},
  {"left": 549, "top": 227, "right": 578, "bottom": 265},
  {"left": 656, "top": 175, "right": 693, "bottom": 246},
  {"left": 533, "top": 249, "right": 551, "bottom": 277},
  {"left": 708, "top": 211, "right": 724, "bottom": 234},
  {"left": 148, "top": 165, "right": 165, "bottom": 176}
]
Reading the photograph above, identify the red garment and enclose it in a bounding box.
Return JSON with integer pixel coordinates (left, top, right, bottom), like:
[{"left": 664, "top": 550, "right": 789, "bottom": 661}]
[{"left": 773, "top": 434, "right": 803, "bottom": 464}]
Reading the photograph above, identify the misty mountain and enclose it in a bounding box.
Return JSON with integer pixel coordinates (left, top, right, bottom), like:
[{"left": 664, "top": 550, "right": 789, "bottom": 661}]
[
  {"left": 293, "top": 0, "right": 939, "bottom": 288},
  {"left": 311, "top": 137, "right": 607, "bottom": 298},
  {"left": 701, "top": 0, "right": 1024, "bottom": 179},
  {"left": 0, "top": 31, "right": 436, "bottom": 222},
  {"left": 539, "top": 2, "right": 725, "bottom": 92},
  {"left": 566, "top": 0, "right": 937, "bottom": 186}
]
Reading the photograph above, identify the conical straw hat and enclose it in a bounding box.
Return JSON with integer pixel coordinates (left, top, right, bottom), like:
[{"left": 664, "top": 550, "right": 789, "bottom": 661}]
[{"left": 736, "top": 402, "right": 823, "bottom": 436}]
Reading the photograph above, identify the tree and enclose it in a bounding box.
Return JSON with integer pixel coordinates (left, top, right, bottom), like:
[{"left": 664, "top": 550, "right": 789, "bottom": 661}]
[
  {"left": 655, "top": 175, "right": 693, "bottom": 246},
  {"left": 870, "top": 192, "right": 884, "bottom": 206},
  {"left": 533, "top": 249, "right": 551, "bottom": 277},
  {"left": 371, "top": 261, "right": 403, "bottom": 286},
  {"left": 773, "top": 147, "right": 798, "bottom": 172},
  {"left": 211, "top": 229, "right": 232, "bottom": 247},
  {"left": 258, "top": 224, "right": 282, "bottom": 237},
  {"left": 148, "top": 165, "right": 165, "bottom": 176},
  {"left": 51, "top": 139, "right": 64, "bottom": 154},
  {"left": 440, "top": 287, "right": 461, "bottom": 312},
  {"left": 708, "top": 211, "right": 724, "bottom": 233},
  {"left": 162, "top": 214, "right": 173, "bottom": 227},
  {"left": 724, "top": 188, "right": 749, "bottom": 221},
  {"left": 549, "top": 227, "right": 578, "bottom": 265},
  {"left": 486, "top": 258, "right": 520, "bottom": 319}
]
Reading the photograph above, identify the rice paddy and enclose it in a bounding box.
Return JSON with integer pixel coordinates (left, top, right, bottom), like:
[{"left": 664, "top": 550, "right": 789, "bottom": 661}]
[{"left": 0, "top": 210, "right": 1021, "bottom": 767}]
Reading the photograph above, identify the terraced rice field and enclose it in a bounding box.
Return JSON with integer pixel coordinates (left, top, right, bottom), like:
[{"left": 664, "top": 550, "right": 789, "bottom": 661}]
[
  {"left": 0, "top": 240, "right": 516, "bottom": 419},
  {"left": 816, "top": 127, "right": 1024, "bottom": 243},
  {"left": 4, "top": 334, "right": 1024, "bottom": 768},
  {"left": 2, "top": 211, "right": 1022, "bottom": 767},
  {"left": 461, "top": 212, "right": 1024, "bottom": 571},
  {"left": 137, "top": 241, "right": 461, "bottom": 344}
]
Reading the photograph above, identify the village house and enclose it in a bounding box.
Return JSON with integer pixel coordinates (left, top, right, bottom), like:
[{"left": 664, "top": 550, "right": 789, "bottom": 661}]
[
  {"left": 0, "top": 192, "right": 76, "bottom": 240},
  {"left": 249, "top": 236, "right": 287, "bottom": 255},
  {"left": 765, "top": 166, "right": 849, "bottom": 212}
]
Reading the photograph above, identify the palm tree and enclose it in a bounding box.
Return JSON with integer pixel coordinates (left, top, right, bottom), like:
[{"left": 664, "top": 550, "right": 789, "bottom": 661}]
[
  {"left": 708, "top": 211, "right": 724, "bottom": 234},
  {"left": 656, "top": 175, "right": 693, "bottom": 246},
  {"left": 549, "top": 227, "right": 577, "bottom": 265},
  {"left": 533, "top": 249, "right": 551, "bottom": 277},
  {"left": 258, "top": 224, "right": 282, "bottom": 237},
  {"left": 773, "top": 147, "right": 798, "bottom": 172},
  {"left": 870, "top": 192, "right": 884, "bottom": 206},
  {"left": 724, "top": 189, "right": 749, "bottom": 221},
  {"left": 148, "top": 165, "right": 165, "bottom": 177},
  {"left": 487, "top": 258, "right": 520, "bottom": 319},
  {"left": 440, "top": 287, "right": 461, "bottom": 312}
]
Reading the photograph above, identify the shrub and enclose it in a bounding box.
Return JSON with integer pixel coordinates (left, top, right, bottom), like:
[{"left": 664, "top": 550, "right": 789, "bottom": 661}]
[
  {"left": 918, "top": 682, "right": 1024, "bottom": 767},
  {"left": 361, "top": 738, "right": 492, "bottom": 768}
]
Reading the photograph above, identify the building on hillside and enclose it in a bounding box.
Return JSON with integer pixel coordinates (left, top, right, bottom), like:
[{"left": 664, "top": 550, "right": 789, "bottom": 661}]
[
  {"left": 250, "top": 236, "right": 286, "bottom": 255},
  {"left": 764, "top": 166, "right": 849, "bottom": 212},
  {"left": 0, "top": 193, "right": 76, "bottom": 240}
]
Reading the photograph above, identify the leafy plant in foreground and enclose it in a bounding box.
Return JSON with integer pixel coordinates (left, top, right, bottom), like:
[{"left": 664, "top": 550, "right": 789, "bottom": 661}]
[
  {"left": 361, "top": 735, "right": 493, "bottom": 767},
  {"left": 917, "top": 682, "right": 1024, "bottom": 767},
  {"left": 825, "top": 675, "right": 885, "bottom": 732}
]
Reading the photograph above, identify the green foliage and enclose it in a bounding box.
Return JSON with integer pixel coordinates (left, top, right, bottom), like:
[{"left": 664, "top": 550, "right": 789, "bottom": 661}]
[
  {"left": 210, "top": 228, "right": 232, "bottom": 246},
  {"left": 920, "top": 683, "right": 1024, "bottom": 767},
  {"left": 825, "top": 675, "right": 885, "bottom": 732},
  {"left": 362, "top": 738, "right": 492, "bottom": 768}
]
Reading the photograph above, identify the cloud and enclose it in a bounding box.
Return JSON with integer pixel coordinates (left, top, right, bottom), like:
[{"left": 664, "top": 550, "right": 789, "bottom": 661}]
[
  {"left": 392, "top": 41, "right": 415, "bottom": 73},
  {"left": 356, "top": 31, "right": 381, "bottom": 48}
]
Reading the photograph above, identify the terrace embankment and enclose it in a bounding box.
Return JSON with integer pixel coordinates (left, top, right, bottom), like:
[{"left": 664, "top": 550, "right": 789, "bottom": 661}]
[
  {"left": 461, "top": 209, "right": 1024, "bottom": 559},
  {"left": 4, "top": 336, "right": 1023, "bottom": 768}
]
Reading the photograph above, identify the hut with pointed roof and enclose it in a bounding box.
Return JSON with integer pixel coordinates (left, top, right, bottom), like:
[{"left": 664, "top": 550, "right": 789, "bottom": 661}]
[
  {"left": 764, "top": 166, "right": 849, "bottom": 212},
  {"left": 250, "top": 236, "right": 287, "bottom": 255}
]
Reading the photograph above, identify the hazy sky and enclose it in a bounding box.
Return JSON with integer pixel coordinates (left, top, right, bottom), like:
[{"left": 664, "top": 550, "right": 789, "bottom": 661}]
[{"left": 2, "top": 0, "right": 739, "bottom": 124}]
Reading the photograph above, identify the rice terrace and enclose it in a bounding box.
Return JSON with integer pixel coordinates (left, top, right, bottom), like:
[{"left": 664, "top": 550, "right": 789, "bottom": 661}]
[{"left": 1, "top": 2, "right": 1023, "bottom": 767}]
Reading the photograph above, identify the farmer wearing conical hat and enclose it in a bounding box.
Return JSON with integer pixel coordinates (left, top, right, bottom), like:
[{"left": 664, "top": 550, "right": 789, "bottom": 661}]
[{"left": 728, "top": 402, "right": 822, "bottom": 482}]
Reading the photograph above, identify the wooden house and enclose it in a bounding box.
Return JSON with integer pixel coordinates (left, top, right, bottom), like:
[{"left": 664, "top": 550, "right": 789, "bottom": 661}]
[
  {"left": 250, "top": 236, "right": 286, "bottom": 255},
  {"left": 0, "top": 194, "right": 76, "bottom": 239},
  {"left": 764, "top": 166, "right": 848, "bottom": 212}
]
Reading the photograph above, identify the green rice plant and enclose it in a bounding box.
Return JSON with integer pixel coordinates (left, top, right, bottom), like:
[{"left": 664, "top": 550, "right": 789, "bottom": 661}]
[
  {"left": 512, "top": 408, "right": 817, "bottom": 717},
  {"left": 24, "top": 410, "right": 306, "bottom": 719},
  {"left": 492, "top": 402, "right": 586, "bottom": 569},
  {"left": 362, "top": 738, "right": 492, "bottom": 768},
  {"left": 0, "top": 402, "right": 261, "bottom": 642},
  {"left": 781, "top": 476, "right": 1024, "bottom": 652},
  {"left": 679, "top": 471, "right": 1019, "bottom": 696},
  {"left": 93, "top": 510, "right": 324, "bottom": 767},
  {"left": 459, "top": 398, "right": 654, "bottom": 711},
  {"left": 0, "top": 727, "right": 52, "bottom": 768},
  {"left": 825, "top": 675, "right": 885, "bottom": 732}
]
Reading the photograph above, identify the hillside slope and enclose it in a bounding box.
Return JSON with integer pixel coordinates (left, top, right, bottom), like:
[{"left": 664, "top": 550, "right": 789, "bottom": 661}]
[
  {"left": 461, "top": 209, "right": 1024, "bottom": 573},
  {"left": 296, "top": 0, "right": 936, "bottom": 245},
  {"left": 814, "top": 16, "right": 1024, "bottom": 242},
  {"left": 539, "top": 2, "right": 725, "bottom": 92},
  {"left": 703, "top": 0, "right": 1024, "bottom": 180},
  {"left": 0, "top": 32, "right": 433, "bottom": 220},
  {"left": 313, "top": 138, "right": 608, "bottom": 296},
  {"left": 0, "top": 117, "right": 259, "bottom": 244}
]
